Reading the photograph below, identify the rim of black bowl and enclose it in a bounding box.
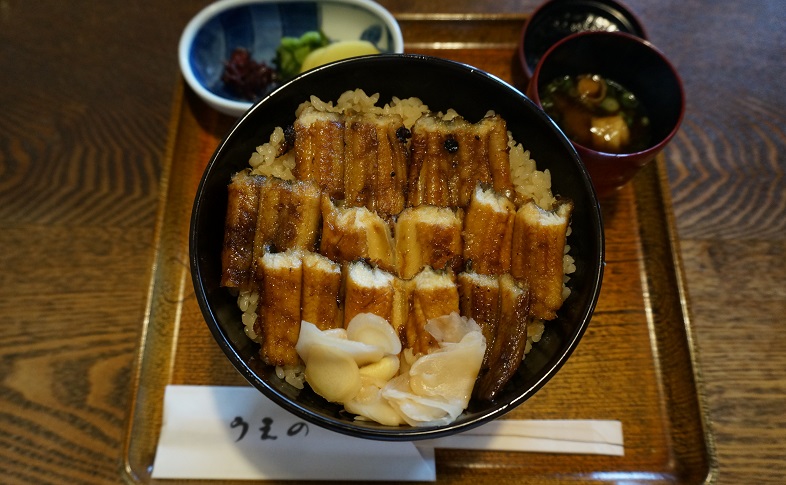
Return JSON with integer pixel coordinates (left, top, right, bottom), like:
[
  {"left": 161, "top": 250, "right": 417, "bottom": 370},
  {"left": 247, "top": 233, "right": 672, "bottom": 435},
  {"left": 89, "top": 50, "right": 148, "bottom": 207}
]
[
  {"left": 190, "top": 53, "right": 605, "bottom": 440},
  {"left": 518, "top": 0, "right": 648, "bottom": 79},
  {"left": 530, "top": 31, "right": 686, "bottom": 158}
]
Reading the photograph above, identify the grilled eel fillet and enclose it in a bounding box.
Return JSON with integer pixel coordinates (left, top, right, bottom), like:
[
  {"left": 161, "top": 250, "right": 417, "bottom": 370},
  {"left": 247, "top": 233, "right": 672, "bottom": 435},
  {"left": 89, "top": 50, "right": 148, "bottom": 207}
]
[
  {"left": 253, "top": 250, "right": 343, "bottom": 365},
  {"left": 394, "top": 205, "right": 463, "bottom": 279},
  {"left": 462, "top": 184, "right": 516, "bottom": 275},
  {"left": 343, "top": 260, "right": 399, "bottom": 328},
  {"left": 254, "top": 251, "right": 303, "bottom": 366},
  {"left": 474, "top": 274, "right": 531, "bottom": 401},
  {"left": 343, "top": 112, "right": 409, "bottom": 218},
  {"left": 253, "top": 177, "right": 322, "bottom": 257},
  {"left": 221, "top": 171, "right": 322, "bottom": 290},
  {"left": 221, "top": 170, "right": 263, "bottom": 289},
  {"left": 511, "top": 199, "right": 573, "bottom": 320},
  {"left": 293, "top": 107, "right": 345, "bottom": 199},
  {"left": 407, "top": 113, "right": 515, "bottom": 208},
  {"left": 457, "top": 271, "right": 500, "bottom": 370},
  {"left": 295, "top": 108, "right": 408, "bottom": 217},
  {"left": 319, "top": 194, "right": 396, "bottom": 273},
  {"left": 400, "top": 267, "right": 460, "bottom": 355},
  {"left": 301, "top": 252, "right": 343, "bottom": 331}
]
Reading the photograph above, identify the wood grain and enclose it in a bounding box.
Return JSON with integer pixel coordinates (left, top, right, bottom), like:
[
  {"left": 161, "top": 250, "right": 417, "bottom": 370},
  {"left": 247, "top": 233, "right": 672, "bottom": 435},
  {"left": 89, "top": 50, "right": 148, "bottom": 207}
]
[
  {"left": 1, "top": 0, "right": 784, "bottom": 484},
  {"left": 627, "top": 2, "right": 786, "bottom": 482}
]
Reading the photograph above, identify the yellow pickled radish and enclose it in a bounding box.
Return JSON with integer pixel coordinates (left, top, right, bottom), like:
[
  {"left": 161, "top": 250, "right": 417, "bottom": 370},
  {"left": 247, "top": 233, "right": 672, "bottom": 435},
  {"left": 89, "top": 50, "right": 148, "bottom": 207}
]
[
  {"left": 304, "top": 344, "right": 362, "bottom": 403},
  {"left": 299, "top": 40, "right": 380, "bottom": 73}
]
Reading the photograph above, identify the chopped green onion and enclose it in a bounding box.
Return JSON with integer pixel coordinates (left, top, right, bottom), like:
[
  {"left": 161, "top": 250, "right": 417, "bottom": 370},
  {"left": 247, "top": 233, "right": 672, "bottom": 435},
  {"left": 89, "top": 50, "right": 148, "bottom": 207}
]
[
  {"left": 620, "top": 92, "right": 637, "bottom": 108},
  {"left": 599, "top": 97, "right": 620, "bottom": 113}
]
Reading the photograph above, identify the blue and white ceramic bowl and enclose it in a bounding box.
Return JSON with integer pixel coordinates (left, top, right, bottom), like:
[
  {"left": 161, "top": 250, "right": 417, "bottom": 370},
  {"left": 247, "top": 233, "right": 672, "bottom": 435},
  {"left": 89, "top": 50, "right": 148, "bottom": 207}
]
[{"left": 179, "top": 0, "right": 404, "bottom": 117}]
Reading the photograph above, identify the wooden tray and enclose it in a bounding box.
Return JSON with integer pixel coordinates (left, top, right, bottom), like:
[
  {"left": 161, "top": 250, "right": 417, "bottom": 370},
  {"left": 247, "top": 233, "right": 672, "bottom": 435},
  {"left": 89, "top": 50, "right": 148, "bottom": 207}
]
[{"left": 120, "top": 14, "right": 717, "bottom": 485}]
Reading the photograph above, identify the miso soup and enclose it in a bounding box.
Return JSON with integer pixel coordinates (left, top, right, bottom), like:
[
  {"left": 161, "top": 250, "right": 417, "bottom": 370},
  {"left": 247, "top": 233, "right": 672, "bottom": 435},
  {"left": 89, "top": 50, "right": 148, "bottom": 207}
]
[{"left": 541, "top": 74, "right": 651, "bottom": 153}]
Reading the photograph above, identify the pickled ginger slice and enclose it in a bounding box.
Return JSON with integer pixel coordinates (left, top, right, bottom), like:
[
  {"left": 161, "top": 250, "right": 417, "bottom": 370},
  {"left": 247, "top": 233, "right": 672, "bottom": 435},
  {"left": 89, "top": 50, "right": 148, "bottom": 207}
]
[
  {"left": 346, "top": 313, "right": 402, "bottom": 356},
  {"left": 304, "top": 343, "right": 362, "bottom": 403},
  {"left": 344, "top": 380, "right": 405, "bottom": 426},
  {"left": 296, "top": 320, "right": 383, "bottom": 366}
]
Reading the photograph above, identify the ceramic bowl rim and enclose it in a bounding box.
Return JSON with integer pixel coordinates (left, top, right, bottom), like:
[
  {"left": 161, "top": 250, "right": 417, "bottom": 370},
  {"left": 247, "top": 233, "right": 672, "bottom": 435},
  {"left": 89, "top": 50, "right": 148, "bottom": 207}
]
[
  {"left": 178, "top": 0, "right": 405, "bottom": 117},
  {"left": 517, "top": 0, "right": 648, "bottom": 80}
]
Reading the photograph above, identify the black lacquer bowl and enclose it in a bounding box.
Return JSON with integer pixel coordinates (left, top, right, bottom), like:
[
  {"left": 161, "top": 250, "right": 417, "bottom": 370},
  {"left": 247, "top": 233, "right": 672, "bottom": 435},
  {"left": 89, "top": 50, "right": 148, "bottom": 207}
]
[{"left": 190, "top": 54, "right": 604, "bottom": 440}]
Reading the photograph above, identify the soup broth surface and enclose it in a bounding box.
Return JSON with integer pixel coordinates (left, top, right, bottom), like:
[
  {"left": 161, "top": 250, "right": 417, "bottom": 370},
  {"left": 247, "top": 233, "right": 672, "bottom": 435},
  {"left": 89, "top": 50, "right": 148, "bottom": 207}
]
[{"left": 541, "top": 74, "right": 651, "bottom": 153}]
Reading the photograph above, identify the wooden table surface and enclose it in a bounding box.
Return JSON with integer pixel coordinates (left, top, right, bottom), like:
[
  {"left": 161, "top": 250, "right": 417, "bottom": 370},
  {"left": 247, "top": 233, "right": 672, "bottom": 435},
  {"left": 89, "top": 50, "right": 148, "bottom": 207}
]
[{"left": 1, "top": 0, "right": 784, "bottom": 483}]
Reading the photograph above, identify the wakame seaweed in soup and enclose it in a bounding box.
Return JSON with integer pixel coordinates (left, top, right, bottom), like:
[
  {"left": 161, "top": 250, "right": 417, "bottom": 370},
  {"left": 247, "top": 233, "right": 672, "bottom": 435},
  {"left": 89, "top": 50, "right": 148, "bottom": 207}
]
[{"left": 541, "top": 74, "right": 652, "bottom": 154}]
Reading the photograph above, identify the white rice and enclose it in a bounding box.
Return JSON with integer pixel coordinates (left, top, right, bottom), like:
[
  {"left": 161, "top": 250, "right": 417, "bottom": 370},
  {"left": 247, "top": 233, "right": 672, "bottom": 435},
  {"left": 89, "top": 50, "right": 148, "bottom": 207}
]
[
  {"left": 275, "top": 364, "right": 306, "bottom": 389},
  {"left": 249, "top": 127, "right": 296, "bottom": 180}
]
